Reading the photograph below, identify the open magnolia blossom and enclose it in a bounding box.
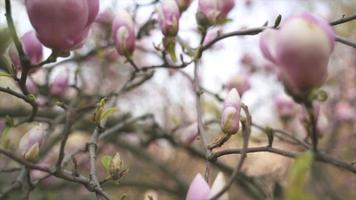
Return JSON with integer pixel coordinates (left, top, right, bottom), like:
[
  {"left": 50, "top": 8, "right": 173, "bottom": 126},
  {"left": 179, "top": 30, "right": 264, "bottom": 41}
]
[
  {"left": 221, "top": 89, "right": 241, "bottom": 135},
  {"left": 9, "top": 30, "right": 43, "bottom": 68},
  {"left": 158, "top": 0, "right": 181, "bottom": 37},
  {"left": 25, "top": 0, "right": 99, "bottom": 52},
  {"left": 260, "top": 12, "right": 335, "bottom": 94},
  {"left": 197, "top": 0, "right": 235, "bottom": 26},
  {"left": 112, "top": 10, "right": 136, "bottom": 56},
  {"left": 186, "top": 172, "right": 229, "bottom": 200},
  {"left": 18, "top": 124, "right": 47, "bottom": 161}
]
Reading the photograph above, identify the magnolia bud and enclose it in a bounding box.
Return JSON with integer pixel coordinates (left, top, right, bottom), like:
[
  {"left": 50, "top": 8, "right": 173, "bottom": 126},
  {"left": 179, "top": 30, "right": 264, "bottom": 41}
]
[
  {"left": 175, "top": 0, "right": 192, "bottom": 12},
  {"left": 25, "top": 0, "right": 99, "bottom": 52},
  {"left": 109, "top": 153, "right": 123, "bottom": 180},
  {"left": 197, "top": 0, "right": 235, "bottom": 26},
  {"left": 49, "top": 68, "right": 70, "bottom": 96},
  {"left": 9, "top": 31, "right": 43, "bottom": 68},
  {"left": 226, "top": 73, "right": 251, "bottom": 96},
  {"left": 221, "top": 89, "right": 241, "bottom": 134},
  {"left": 18, "top": 124, "right": 46, "bottom": 161},
  {"left": 209, "top": 172, "right": 228, "bottom": 200},
  {"left": 186, "top": 173, "right": 210, "bottom": 200},
  {"left": 260, "top": 12, "right": 335, "bottom": 94},
  {"left": 112, "top": 11, "right": 136, "bottom": 56},
  {"left": 158, "top": 0, "right": 181, "bottom": 37}
]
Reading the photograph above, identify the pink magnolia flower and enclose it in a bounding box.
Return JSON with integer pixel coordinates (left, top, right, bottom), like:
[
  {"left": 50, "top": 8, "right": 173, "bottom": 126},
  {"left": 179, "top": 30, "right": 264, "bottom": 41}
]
[
  {"left": 112, "top": 10, "right": 136, "bottom": 56},
  {"left": 186, "top": 174, "right": 210, "bottom": 200},
  {"left": 221, "top": 89, "right": 241, "bottom": 134},
  {"left": 9, "top": 31, "right": 43, "bottom": 67},
  {"left": 25, "top": 0, "right": 99, "bottom": 52},
  {"left": 49, "top": 68, "right": 70, "bottom": 96},
  {"left": 260, "top": 12, "right": 335, "bottom": 94},
  {"left": 175, "top": 0, "right": 192, "bottom": 12},
  {"left": 18, "top": 124, "right": 47, "bottom": 161},
  {"left": 197, "top": 0, "right": 235, "bottom": 26},
  {"left": 158, "top": 0, "right": 181, "bottom": 37}
]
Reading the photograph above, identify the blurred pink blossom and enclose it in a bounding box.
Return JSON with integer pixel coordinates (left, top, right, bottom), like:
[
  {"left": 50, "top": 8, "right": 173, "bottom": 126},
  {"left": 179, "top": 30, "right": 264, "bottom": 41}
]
[{"left": 260, "top": 12, "right": 335, "bottom": 94}]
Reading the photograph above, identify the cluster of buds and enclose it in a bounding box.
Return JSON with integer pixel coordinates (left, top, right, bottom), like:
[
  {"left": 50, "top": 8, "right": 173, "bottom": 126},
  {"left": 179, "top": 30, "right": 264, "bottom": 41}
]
[
  {"left": 112, "top": 10, "right": 136, "bottom": 56},
  {"left": 18, "top": 124, "right": 47, "bottom": 161},
  {"left": 260, "top": 12, "right": 335, "bottom": 95},
  {"left": 221, "top": 89, "right": 241, "bottom": 135},
  {"left": 49, "top": 68, "right": 70, "bottom": 97},
  {"left": 25, "top": 0, "right": 99, "bottom": 52},
  {"left": 196, "top": 0, "right": 235, "bottom": 27},
  {"left": 186, "top": 172, "right": 228, "bottom": 200},
  {"left": 109, "top": 152, "right": 127, "bottom": 180},
  {"left": 9, "top": 31, "right": 43, "bottom": 68}
]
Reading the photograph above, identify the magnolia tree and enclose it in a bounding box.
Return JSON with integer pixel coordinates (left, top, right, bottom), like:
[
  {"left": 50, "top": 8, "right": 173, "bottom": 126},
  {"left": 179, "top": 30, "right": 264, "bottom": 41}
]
[{"left": 0, "top": 0, "right": 355, "bottom": 199}]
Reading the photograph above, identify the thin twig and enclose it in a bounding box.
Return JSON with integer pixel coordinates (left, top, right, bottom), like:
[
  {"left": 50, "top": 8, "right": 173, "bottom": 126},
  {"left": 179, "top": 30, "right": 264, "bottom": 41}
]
[
  {"left": 335, "top": 36, "right": 356, "bottom": 49},
  {"left": 209, "top": 104, "right": 251, "bottom": 200}
]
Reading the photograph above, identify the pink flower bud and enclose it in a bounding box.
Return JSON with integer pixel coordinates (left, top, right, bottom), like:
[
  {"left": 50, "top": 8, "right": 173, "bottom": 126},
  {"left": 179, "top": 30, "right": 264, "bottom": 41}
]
[
  {"left": 221, "top": 89, "right": 241, "bottom": 134},
  {"left": 18, "top": 124, "right": 46, "bottom": 161},
  {"left": 49, "top": 68, "right": 70, "bottom": 96},
  {"left": 9, "top": 31, "right": 43, "bottom": 67},
  {"left": 186, "top": 174, "right": 210, "bottom": 200},
  {"left": 25, "top": 0, "right": 99, "bottom": 52},
  {"left": 197, "top": 0, "right": 235, "bottom": 26},
  {"left": 175, "top": 0, "right": 192, "bottom": 12},
  {"left": 274, "top": 93, "right": 297, "bottom": 120},
  {"left": 112, "top": 11, "right": 136, "bottom": 56},
  {"left": 226, "top": 73, "right": 251, "bottom": 96},
  {"left": 158, "top": 0, "right": 181, "bottom": 37},
  {"left": 260, "top": 13, "right": 335, "bottom": 93}
]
